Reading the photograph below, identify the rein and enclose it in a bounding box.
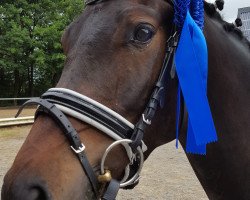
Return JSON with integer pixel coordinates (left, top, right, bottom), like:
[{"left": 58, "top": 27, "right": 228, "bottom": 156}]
[{"left": 16, "top": 26, "right": 179, "bottom": 200}]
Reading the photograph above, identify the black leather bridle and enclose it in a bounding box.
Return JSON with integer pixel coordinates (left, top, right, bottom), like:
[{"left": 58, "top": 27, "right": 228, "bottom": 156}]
[{"left": 16, "top": 0, "right": 179, "bottom": 195}]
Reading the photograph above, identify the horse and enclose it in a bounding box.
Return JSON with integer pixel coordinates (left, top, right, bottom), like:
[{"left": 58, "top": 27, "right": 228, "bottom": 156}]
[{"left": 1, "top": 0, "right": 250, "bottom": 199}]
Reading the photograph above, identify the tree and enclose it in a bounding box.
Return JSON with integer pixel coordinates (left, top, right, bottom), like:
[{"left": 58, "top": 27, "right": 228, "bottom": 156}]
[{"left": 0, "top": 0, "right": 84, "bottom": 97}]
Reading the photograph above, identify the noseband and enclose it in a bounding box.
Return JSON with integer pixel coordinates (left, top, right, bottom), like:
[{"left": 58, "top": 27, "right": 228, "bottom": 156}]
[{"left": 17, "top": 29, "right": 178, "bottom": 200}]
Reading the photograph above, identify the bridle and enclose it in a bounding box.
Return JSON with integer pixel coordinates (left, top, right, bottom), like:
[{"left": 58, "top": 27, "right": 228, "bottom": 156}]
[{"left": 16, "top": 6, "right": 179, "bottom": 200}]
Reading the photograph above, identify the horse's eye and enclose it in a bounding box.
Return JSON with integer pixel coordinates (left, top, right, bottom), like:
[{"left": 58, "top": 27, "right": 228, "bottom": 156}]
[{"left": 133, "top": 24, "right": 155, "bottom": 43}]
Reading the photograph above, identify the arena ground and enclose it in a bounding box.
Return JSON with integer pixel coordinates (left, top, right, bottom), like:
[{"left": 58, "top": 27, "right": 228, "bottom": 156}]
[{"left": 0, "top": 125, "right": 208, "bottom": 200}]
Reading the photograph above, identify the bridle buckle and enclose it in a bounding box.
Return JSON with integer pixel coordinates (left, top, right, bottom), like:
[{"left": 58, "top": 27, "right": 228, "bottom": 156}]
[
  {"left": 142, "top": 114, "right": 151, "bottom": 125},
  {"left": 71, "top": 143, "right": 85, "bottom": 154}
]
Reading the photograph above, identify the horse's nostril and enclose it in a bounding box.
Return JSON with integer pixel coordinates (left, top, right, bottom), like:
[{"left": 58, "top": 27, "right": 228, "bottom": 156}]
[
  {"left": 16, "top": 184, "right": 51, "bottom": 200},
  {"left": 1, "top": 174, "right": 51, "bottom": 200},
  {"left": 18, "top": 183, "right": 51, "bottom": 200},
  {"left": 15, "top": 184, "right": 51, "bottom": 200},
  {"left": 29, "top": 186, "right": 48, "bottom": 200}
]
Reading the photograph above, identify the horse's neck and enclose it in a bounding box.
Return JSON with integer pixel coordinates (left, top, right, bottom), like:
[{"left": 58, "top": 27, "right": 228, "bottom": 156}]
[{"left": 179, "top": 16, "right": 250, "bottom": 200}]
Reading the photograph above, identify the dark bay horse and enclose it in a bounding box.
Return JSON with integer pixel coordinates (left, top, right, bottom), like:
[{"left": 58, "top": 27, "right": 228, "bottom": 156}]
[{"left": 2, "top": 0, "right": 250, "bottom": 199}]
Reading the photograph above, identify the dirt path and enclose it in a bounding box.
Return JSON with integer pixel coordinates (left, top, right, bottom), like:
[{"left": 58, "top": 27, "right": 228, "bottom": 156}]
[{"left": 0, "top": 126, "right": 208, "bottom": 200}]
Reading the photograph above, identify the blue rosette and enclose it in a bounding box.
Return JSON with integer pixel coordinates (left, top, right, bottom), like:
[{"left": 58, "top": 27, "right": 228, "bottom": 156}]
[{"left": 174, "top": 0, "right": 218, "bottom": 154}]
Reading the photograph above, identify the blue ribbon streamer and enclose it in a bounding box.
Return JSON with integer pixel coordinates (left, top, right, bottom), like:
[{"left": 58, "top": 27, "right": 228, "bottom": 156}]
[{"left": 175, "top": 11, "right": 218, "bottom": 155}]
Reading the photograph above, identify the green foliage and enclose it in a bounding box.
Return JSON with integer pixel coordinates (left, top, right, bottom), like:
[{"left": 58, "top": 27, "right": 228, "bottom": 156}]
[{"left": 0, "top": 0, "right": 84, "bottom": 97}]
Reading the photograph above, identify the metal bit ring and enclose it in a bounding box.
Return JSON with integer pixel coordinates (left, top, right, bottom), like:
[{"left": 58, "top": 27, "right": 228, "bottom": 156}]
[{"left": 100, "top": 139, "right": 144, "bottom": 188}]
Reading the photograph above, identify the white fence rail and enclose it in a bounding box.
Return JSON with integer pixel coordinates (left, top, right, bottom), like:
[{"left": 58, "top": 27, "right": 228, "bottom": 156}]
[
  {"left": 0, "top": 117, "right": 34, "bottom": 127},
  {"left": 0, "top": 97, "right": 36, "bottom": 127},
  {"left": 0, "top": 97, "right": 38, "bottom": 108},
  {"left": 0, "top": 97, "right": 38, "bottom": 101}
]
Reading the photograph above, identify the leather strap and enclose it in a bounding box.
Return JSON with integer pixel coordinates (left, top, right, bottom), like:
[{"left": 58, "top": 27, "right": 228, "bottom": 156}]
[
  {"left": 77, "top": 151, "right": 99, "bottom": 195},
  {"left": 130, "top": 33, "right": 178, "bottom": 151},
  {"left": 101, "top": 179, "right": 120, "bottom": 200},
  {"left": 16, "top": 98, "right": 99, "bottom": 196}
]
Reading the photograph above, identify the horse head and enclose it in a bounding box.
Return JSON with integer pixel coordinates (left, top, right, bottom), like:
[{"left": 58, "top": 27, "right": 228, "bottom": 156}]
[{"left": 2, "top": 0, "right": 179, "bottom": 199}]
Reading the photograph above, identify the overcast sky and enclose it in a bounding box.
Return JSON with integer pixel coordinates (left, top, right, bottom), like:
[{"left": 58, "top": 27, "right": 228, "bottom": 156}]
[{"left": 206, "top": 0, "right": 250, "bottom": 22}]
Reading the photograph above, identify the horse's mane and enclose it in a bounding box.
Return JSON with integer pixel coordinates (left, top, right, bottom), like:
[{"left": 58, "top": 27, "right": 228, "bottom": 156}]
[{"left": 204, "top": 1, "right": 250, "bottom": 49}]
